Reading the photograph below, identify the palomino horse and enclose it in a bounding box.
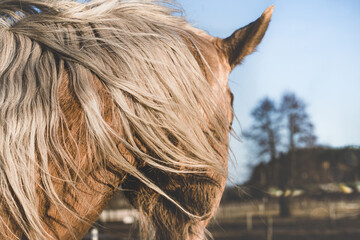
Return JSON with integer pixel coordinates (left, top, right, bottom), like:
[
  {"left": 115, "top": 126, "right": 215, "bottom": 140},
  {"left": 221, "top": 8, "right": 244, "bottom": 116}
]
[{"left": 0, "top": 0, "right": 272, "bottom": 239}]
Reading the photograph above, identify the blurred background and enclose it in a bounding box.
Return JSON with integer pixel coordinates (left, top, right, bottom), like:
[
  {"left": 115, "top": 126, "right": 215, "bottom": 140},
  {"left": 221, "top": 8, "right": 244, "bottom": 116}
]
[
  {"left": 177, "top": 0, "right": 360, "bottom": 184},
  {"left": 83, "top": 0, "right": 360, "bottom": 239}
]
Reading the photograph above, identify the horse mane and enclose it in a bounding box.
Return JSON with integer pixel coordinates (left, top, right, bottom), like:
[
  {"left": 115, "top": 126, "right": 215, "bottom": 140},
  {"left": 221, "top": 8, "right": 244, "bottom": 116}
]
[{"left": 0, "top": 0, "right": 231, "bottom": 239}]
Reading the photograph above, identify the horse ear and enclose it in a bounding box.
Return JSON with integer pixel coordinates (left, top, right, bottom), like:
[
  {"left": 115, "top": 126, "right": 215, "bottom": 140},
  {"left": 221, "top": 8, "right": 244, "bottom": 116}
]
[{"left": 220, "top": 6, "right": 274, "bottom": 70}]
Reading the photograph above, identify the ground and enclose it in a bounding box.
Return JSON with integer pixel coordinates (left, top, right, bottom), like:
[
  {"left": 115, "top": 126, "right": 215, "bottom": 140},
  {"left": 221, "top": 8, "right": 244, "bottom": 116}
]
[{"left": 83, "top": 198, "right": 360, "bottom": 239}]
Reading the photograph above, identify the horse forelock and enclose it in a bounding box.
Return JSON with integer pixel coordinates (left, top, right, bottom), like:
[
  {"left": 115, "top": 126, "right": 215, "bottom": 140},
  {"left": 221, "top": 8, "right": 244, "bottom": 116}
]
[{"left": 0, "top": 0, "right": 232, "bottom": 239}]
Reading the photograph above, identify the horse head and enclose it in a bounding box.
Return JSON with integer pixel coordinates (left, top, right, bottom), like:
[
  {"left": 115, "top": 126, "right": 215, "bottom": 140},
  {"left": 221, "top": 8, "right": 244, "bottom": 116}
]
[{"left": 0, "top": 1, "right": 272, "bottom": 239}]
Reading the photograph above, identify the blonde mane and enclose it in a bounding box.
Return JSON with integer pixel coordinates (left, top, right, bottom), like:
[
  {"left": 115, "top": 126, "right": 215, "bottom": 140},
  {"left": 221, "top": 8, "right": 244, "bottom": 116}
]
[{"left": 0, "top": 0, "right": 231, "bottom": 239}]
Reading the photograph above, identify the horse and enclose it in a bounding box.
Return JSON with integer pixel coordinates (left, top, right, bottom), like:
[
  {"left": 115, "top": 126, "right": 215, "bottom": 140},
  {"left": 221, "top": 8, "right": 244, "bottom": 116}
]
[{"left": 0, "top": 1, "right": 273, "bottom": 239}]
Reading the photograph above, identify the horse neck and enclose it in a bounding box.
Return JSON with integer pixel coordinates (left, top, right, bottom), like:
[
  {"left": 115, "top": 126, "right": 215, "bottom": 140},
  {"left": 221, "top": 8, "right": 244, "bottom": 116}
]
[{"left": 38, "top": 72, "right": 128, "bottom": 239}]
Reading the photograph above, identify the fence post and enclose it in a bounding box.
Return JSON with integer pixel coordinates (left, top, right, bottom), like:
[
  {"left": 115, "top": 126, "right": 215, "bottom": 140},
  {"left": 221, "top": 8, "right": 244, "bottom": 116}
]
[
  {"left": 246, "top": 212, "right": 253, "bottom": 231},
  {"left": 267, "top": 215, "right": 273, "bottom": 240},
  {"left": 329, "top": 203, "right": 336, "bottom": 220},
  {"left": 91, "top": 228, "right": 99, "bottom": 240},
  {"left": 328, "top": 203, "right": 337, "bottom": 227}
]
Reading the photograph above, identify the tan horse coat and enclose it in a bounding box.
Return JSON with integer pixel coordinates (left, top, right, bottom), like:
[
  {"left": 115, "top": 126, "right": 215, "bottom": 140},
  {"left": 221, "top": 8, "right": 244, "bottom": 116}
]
[{"left": 0, "top": 1, "right": 272, "bottom": 239}]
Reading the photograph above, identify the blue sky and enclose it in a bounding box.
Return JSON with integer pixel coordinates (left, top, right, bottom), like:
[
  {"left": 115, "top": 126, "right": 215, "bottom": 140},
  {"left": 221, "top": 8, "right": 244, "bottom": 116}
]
[{"left": 177, "top": 0, "right": 360, "bottom": 183}]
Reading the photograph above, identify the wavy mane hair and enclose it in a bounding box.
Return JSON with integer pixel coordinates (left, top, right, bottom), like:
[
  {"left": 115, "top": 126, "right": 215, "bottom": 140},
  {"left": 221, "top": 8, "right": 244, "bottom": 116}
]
[
  {"left": 0, "top": 0, "right": 274, "bottom": 239},
  {"left": 0, "top": 0, "right": 231, "bottom": 239}
]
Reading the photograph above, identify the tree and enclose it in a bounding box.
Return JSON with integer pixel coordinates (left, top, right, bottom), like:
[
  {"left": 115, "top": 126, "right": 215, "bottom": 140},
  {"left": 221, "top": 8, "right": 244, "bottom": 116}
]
[
  {"left": 280, "top": 92, "right": 317, "bottom": 151},
  {"left": 243, "top": 97, "right": 281, "bottom": 162},
  {"left": 245, "top": 92, "right": 317, "bottom": 218},
  {"left": 278, "top": 92, "right": 317, "bottom": 217}
]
